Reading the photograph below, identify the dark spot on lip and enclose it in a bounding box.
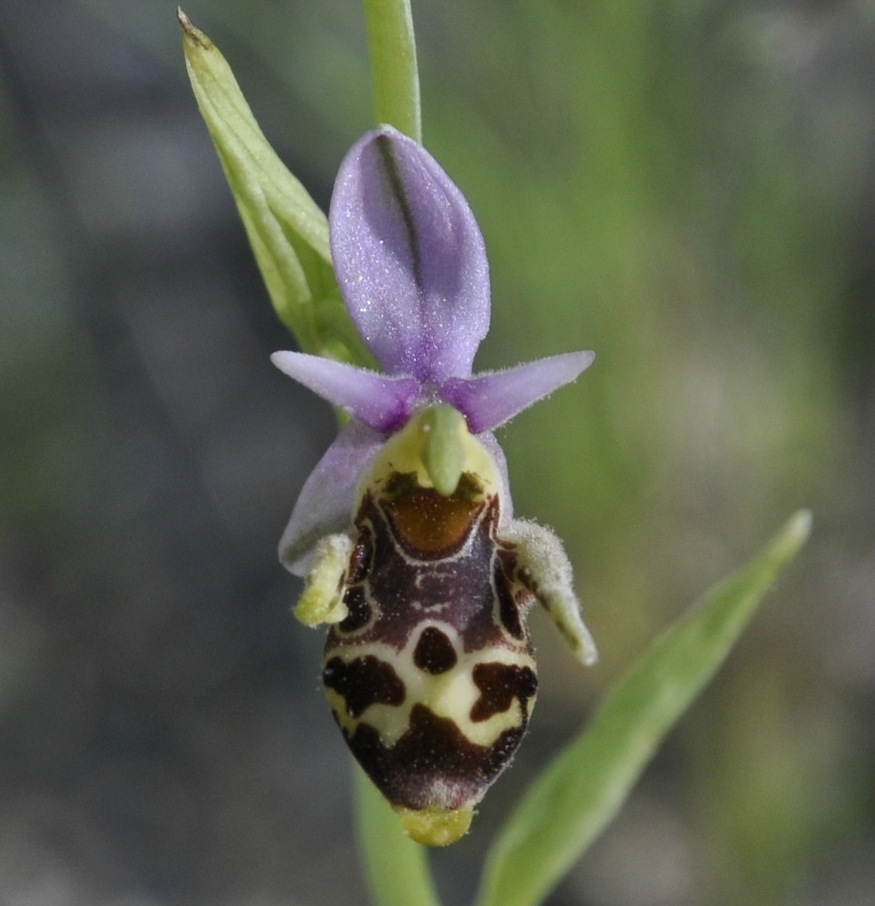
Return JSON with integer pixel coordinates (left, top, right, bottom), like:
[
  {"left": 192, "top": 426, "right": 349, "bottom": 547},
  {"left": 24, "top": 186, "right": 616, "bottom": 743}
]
[
  {"left": 323, "top": 655, "right": 405, "bottom": 718},
  {"left": 470, "top": 662, "right": 538, "bottom": 722},
  {"left": 413, "top": 626, "right": 458, "bottom": 674}
]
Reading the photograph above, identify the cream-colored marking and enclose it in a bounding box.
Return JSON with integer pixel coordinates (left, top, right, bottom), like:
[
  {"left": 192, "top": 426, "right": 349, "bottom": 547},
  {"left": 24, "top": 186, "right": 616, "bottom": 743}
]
[
  {"left": 325, "top": 626, "right": 534, "bottom": 748},
  {"left": 294, "top": 533, "right": 353, "bottom": 626},
  {"left": 502, "top": 519, "right": 598, "bottom": 665}
]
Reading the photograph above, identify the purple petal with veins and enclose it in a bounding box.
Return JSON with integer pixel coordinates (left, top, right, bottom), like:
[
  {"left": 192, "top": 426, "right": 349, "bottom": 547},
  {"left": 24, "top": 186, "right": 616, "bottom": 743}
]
[{"left": 330, "top": 126, "right": 490, "bottom": 382}]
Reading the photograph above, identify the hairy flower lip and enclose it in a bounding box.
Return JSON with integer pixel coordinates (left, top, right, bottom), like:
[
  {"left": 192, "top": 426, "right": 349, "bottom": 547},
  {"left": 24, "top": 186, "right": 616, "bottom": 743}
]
[{"left": 274, "top": 125, "right": 594, "bottom": 574}]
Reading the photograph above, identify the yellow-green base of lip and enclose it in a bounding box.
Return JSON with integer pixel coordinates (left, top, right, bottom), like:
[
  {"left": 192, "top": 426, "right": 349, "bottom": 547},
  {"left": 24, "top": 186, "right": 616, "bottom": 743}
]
[{"left": 396, "top": 806, "right": 474, "bottom": 846}]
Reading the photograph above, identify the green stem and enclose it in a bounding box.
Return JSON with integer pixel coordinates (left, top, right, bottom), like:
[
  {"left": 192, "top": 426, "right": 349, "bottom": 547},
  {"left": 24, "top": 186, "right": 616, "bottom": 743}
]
[
  {"left": 363, "top": 0, "right": 422, "bottom": 141},
  {"left": 355, "top": 765, "right": 442, "bottom": 906}
]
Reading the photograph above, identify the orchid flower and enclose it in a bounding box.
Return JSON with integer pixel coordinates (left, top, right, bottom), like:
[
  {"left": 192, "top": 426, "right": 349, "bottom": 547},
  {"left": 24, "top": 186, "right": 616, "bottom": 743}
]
[
  {"left": 273, "top": 125, "right": 595, "bottom": 578},
  {"left": 271, "top": 126, "right": 597, "bottom": 845}
]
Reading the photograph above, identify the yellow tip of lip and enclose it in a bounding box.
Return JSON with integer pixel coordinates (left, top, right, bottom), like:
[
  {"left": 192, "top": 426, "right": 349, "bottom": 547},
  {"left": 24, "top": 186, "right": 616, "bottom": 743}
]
[{"left": 397, "top": 806, "right": 474, "bottom": 847}]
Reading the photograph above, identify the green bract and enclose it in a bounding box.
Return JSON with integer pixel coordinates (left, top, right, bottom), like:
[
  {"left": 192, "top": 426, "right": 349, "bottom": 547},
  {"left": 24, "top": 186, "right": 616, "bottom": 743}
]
[{"left": 179, "top": 9, "right": 373, "bottom": 368}]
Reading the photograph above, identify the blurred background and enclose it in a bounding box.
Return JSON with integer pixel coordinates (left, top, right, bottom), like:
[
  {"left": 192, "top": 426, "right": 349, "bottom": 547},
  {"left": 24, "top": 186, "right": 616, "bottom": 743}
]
[{"left": 1, "top": 0, "right": 873, "bottom": 904}]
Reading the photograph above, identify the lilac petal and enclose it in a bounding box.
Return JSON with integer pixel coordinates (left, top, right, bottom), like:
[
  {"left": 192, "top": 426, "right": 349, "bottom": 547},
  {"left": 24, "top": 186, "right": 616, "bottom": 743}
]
[
  {"left": 330, "top": 125, "right": 490, "bottom": 382},
  {"left": 278, "top": 420, "right": 385, "bottom": 576},
  {"left": 442, "top": 350, "right": 595, "bottom": 434},
  {"left": 271, "top": 351, "right": 419, "bottom": 433}
]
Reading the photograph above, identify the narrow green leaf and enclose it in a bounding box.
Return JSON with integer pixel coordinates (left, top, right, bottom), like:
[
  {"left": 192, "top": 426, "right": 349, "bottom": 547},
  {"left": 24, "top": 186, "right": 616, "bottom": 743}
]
[
  {"left": 363, "top": 0, "right": 422, "bottom": 141},
  {"left": 178, "top": 9, "right": 372, "bottom": 365},
  {"left": 476, "top": 510, "right": 812, "bottom": 906},
  {"left": 355, "top": 764, "right": 443, "bottom": 906}
]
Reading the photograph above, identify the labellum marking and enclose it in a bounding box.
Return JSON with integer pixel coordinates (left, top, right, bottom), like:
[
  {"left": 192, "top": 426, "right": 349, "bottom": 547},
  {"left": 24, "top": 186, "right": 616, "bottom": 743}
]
[
  {"left": 295, "top": 409, "right": 596, "bottom": 846},
  {"left": 318, "top": 417, "right": 540, "bottom": 845}
]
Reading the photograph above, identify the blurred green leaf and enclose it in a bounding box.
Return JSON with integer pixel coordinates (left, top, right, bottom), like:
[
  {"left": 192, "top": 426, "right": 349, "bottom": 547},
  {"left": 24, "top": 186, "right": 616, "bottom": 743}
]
[
  {"left": 355, "top": 765, "right": 442, "bottom": 906},
  {"left": 179, "top": 9, "right": 372, "bottom": 366},
  {"left": 475, "top": 510, "right": 812, "bottom": 906}
]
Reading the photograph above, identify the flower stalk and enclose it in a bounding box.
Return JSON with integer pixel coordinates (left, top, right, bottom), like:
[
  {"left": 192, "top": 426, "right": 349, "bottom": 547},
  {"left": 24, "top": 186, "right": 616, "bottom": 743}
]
[{"left": 363, "top": 0, "right": 422, "bottom": 141}]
